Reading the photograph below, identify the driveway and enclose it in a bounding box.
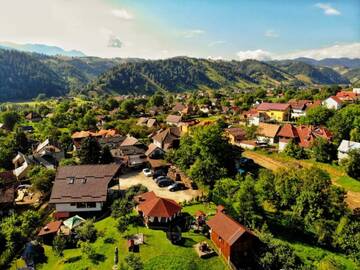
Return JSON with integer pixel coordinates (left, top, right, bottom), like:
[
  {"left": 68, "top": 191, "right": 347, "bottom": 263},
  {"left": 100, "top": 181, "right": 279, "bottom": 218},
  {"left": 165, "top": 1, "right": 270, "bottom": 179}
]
[{"left": 117, "top": 170, "right": 203, "bottom": 203}]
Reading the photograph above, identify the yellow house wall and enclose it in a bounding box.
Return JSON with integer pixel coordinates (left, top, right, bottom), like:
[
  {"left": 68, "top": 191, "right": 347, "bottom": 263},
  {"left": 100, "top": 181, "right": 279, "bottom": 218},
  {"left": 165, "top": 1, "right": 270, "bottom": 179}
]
[{"left": 259, "top": 109, "right": 289, "bottom": 121}]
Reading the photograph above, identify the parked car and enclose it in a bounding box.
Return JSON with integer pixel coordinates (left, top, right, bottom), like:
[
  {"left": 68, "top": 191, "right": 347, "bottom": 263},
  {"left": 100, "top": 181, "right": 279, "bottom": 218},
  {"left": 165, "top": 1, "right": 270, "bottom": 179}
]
[
  {"left": 154, "top": 176, "right": 167, "bottom": 183},
  {"left": 190, "top": 182, "right": 198, "bottom": 190},
  {"left": 157, "top": 179, "right": 174, "bottom": 187},
  {"left": 143, "top": 168, "right": 152, "bottom": 177},
  {"left": 168, "top": 182, "right": 186, "bottom": 192},
  {"left": 153, "top": 170, "right": 166, "bottom": 179}
]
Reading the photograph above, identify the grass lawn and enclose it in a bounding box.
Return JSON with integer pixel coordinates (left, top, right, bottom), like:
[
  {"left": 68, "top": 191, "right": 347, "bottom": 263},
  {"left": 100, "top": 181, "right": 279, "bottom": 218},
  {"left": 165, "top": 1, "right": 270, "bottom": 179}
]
[{"left": 11, "top": 203, "right": 227, "bottom": 270}]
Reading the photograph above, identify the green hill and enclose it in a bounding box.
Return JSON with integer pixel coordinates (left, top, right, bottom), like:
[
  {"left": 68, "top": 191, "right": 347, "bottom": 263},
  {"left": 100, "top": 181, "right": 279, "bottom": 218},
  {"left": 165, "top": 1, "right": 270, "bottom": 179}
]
[
  {"left": 83, "top": 57, "right": 302, "bottom": 95},
  {"left": 270, "top": 60, "right": 349, "bottom": 85}
]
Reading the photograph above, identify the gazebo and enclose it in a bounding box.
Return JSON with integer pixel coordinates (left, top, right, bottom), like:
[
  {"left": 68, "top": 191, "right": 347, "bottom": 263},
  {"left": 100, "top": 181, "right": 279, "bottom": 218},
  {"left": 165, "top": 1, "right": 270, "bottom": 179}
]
[
  {"left": 63, "top": 215, "right": 85, "bottom": 230},
  {"left": 137, "top": 196, "right": 181, "bottom": 227}
]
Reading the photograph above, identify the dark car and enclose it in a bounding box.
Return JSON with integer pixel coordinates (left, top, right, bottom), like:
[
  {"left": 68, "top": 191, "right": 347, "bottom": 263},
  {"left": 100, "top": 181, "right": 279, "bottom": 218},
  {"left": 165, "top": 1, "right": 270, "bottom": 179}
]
[
  {"left": 168, "top": 182, "right": 186, "bottom": 192},
  {"left": 154, "top": 176, "right": 167, "bottom": 183},
  {"left": 190, "top": 181, "right": 198, "bottom": 190},
  {"left": 157, "top": 179, "right": 175, "bottom": 187},
  {"left": 153, "top": 170, "right": 166, "bottom": 179}
]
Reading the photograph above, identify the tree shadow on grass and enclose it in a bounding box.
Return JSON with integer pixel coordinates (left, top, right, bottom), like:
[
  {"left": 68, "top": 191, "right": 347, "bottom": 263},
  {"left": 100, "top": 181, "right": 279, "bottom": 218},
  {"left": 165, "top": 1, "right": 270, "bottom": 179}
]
[
  {"left": 177, "top": 237, "right": 197, "bottom": 248},
  {"left": 64, "top": 255, "right": 82, "bottom": 264},
  {"left": 90, "top": 253, "right": 106, "bottom": 265}
]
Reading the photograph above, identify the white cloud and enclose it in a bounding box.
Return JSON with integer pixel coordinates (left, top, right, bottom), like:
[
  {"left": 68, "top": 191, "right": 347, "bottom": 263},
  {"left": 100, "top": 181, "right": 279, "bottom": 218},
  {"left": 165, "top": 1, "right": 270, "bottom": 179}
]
[
  {"left": 278, "top": 43, "right": 360, "bottom": 60},
  {"left": 207, "top": 56, "right": 223, "bottom": 60},
  {"left": 181, "top": 29, "right": 205, "bottom": 38},
  {"left": 236, "top": 49, "right": 273, "bottom": 61},
  {"left": 315, "top": 3, "right": 341, "bottom": 16},
  {"left": 208, "top": 40, "right": 226, "bottom": 47},
  {"left": 265, "top": 30, "right": 279, "bottom": 38},
  {"left": 111, "top": 9, "right": 133, "bottom": 20}
]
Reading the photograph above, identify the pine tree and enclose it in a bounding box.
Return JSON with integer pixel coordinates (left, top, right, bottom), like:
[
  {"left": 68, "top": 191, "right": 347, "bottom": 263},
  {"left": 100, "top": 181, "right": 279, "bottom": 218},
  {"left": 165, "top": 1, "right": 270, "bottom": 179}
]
[
  {"left": 78, "top": 136, "right": 101, "bottom": 164},
  {"left": 100, "top": 145, "right": 114, "bottom": 164}
]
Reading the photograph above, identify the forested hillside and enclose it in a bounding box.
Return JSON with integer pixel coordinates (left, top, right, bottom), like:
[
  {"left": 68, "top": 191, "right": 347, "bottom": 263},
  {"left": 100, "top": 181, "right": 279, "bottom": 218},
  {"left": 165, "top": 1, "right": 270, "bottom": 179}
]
[
  {"left": 0, "top": 48, "right": 356, "bottom": 101},
  {"left": 270, "top": 60, "right": 350, "bottom": 84},
  {"left": 84, "top": 57, "right": 301, "bottom": 95},
  {"left": 0, "top": 49, "right": 67, "bottom": 101}
]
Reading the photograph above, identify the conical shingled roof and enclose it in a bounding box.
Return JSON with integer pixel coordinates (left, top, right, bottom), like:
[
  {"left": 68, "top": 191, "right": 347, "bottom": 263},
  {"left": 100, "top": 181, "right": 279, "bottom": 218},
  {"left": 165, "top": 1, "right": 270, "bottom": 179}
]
[{"left": 138, "top": 197, "right": 181, "bottom": 218}]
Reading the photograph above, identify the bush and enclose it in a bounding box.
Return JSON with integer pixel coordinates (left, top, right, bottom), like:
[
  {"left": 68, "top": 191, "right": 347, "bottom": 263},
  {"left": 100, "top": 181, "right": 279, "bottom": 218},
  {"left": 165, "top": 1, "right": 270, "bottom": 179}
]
[
  {"left": 75, "top": 220, "right": 97, "bottom": 242},
  {"left": 125, "top": 253, "right": 143, "bottom": 270},
  {"left": 52, "top": 234, "right": 66, "bottom": 257}
]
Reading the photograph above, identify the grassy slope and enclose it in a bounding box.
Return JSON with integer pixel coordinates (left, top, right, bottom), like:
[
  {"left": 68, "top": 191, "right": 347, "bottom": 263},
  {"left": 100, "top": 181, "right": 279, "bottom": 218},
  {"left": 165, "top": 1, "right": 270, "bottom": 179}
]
[{"left": 11, "top": 204, "right": 226, "bottom": 270}]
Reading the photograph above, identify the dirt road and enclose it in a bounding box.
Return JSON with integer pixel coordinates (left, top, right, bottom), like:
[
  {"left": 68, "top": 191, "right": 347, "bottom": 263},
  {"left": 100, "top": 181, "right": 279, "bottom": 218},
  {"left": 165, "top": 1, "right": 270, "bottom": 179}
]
[{"left": 243, "top": 150, "right": 360, "bottom": 210}]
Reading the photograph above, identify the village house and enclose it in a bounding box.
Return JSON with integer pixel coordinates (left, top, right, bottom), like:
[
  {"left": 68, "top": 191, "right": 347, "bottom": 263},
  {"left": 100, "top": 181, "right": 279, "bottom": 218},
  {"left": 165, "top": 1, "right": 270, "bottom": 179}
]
[
  {"left": 256, "top": 102, "right": 291, "bottom": 122},
  {"left": 49, "top": 164, "right": 121, "bottom": 218},
  {"left": 322, "top": 96, "right": 342, "bottom": 110},
  {"left": 225, "top": 127, "right": 246, "bottom": 146},
  {"left": 12, "top": 152, "right": 32, "bottom": 179},
  {"left": 152, "top": 127, "right": 181, "bottom": 151},
  {"left": 242, "top": 108, "right": 268, "bottom": 126},
  {"left": 145, "top": 143, "right": 165, "bottom": 159},
  {"left": 165, "top": 114, "right": 182, "bottom": 126},
  {"left": 277, "top": 124, "right": 332, "bottom": 151},
  {"left": 335, "top": 91, "right": 359, "bottom": 103},
  {"left": 136, "top": 192, "right": 182, "bottom": 227},
  {"left": 172, "top": 103, "right": 186, "bottom": 114},
  {"left": 136, "top": 117, "right": 158, "bottom": 128},
  {"left": 256, "top": 123, "right": 281, "bottom": 145},
  {"left": 287, "top": 99, "right": 312, "bottom": 118},
  {"left": 32, "top": 139, "right": 65, "bottom": 169},
  {"left": 111, "top": 145, "right": 147, "bottom": 168},
  {"left": 25, "top": 112, "right": 42, "bottom": 122},
  {"left": 207, "top": 208, "right": 257, "bottom": 269},
  {"left": 71, "top": 129, "right": 118, "bottom": 149},
  {"left": 337, "top": 140, "right": 360, "bottom": 161}
]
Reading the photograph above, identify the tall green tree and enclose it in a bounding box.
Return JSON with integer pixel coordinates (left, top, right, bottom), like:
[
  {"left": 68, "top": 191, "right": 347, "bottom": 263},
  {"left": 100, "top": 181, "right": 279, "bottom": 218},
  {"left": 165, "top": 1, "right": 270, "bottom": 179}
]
[
  {"left": 310, "top": 138, "right": 337, "bottom": 163},
  {"left": 78, "top": 136, "right": 101, "bottom": 164}
]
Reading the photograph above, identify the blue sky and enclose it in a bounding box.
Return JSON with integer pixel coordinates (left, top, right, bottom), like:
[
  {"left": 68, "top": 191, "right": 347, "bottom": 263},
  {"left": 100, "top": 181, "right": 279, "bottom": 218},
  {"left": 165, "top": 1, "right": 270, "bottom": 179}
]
[{"left": 0, "top": 0, "right": 359, "bottom": 59}]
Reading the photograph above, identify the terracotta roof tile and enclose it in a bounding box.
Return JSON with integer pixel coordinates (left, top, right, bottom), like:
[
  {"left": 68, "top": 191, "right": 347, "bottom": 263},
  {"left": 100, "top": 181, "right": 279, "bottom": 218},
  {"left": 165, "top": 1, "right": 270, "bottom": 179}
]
[
  {"left": 38, "top": 221, "right": 62, "bottom": 236},
  {"left": 138, "top": 197, "right": 181, "bottom": 218},
  {"left": 207, "top": 211, "right": 255, "bottom": 245}
]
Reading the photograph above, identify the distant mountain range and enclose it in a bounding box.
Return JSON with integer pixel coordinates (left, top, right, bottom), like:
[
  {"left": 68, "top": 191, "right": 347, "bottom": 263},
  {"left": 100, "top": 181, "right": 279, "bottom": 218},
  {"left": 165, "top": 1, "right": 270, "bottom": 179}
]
[
  {"left": 0, "top": 42, "right": 86, "bottom": 57},
  {"left": 294, "top": 57, "right": 360, "bottom": 69},
  {"left": 0, "top": 46, "right": 359, "bottom": 101}
]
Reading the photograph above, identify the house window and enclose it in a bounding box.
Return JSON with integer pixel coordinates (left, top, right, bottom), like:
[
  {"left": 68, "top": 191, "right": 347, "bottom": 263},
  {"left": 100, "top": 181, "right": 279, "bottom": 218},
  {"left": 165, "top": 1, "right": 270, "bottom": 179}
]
[
  {"left": 70, "top": 203, "right": 76, "bottom": 206},
  {"left": 76, "top": 202, "right": 86, "bottom": 208},
  {"left": 87, "top": 202, "right": 96, "bottom": 208},
  {"left": 67, "top": 177, "right": 75, "bottom": 184}
]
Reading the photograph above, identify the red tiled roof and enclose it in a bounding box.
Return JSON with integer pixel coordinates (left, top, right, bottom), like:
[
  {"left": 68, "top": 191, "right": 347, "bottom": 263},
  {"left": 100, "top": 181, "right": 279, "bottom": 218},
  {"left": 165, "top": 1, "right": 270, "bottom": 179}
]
[
  {"left": 207, "top": 211, "right": 255, "bottom": 246},
  {"left": 138, "top": 197, "right": 181, "bottom": 218},
  {"left": 277, "top": 124, "right": 298, "bottom": 138},
  {"left": 296, "top": 125, "right": 332, "bottom": 148},
  {"left": 328, "top": 96, "right": 342, "bottom": 104},
  {"left": 38, "top": 221, "right": 62, "bottom": 236},
  {"left": 134, "top": 191, "right": 157, "bottom": 203},
  {"left": 257, "top": 102, "right": 290, "bottom": 111}
]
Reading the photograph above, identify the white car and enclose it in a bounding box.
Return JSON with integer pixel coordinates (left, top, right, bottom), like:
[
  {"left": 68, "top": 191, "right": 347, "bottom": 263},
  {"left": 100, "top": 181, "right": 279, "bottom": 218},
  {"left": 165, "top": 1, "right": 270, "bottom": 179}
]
[{"left": 143, "top": 168, "right": 153, "bottom": 177}]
